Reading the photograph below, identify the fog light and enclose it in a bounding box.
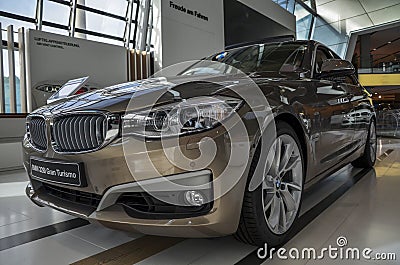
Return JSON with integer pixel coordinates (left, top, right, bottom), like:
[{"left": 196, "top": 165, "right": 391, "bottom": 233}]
[
  {"left": 184, "top": 191, "right": 205, "bottom": 206},
  {"left": 26, "top": 182, "right": 35, "bottom": 197}
]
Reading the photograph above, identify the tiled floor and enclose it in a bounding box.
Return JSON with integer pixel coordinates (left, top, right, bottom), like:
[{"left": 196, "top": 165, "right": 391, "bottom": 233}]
[{"left": 0, "top": 138, "right": 399, "bottom": 265}]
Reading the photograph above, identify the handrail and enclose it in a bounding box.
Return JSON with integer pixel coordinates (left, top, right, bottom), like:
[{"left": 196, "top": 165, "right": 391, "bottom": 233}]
[{"left": 0, "top": 114, "right": 28, "bottom": 118}]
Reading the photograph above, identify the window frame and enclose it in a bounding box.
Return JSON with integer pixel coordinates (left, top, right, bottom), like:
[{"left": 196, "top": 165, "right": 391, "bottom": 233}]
[{"left": 311, "top": 44, "right": 340, "bottom": 79}]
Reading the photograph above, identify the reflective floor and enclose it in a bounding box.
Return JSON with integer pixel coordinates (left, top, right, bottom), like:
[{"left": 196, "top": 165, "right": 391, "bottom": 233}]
[{"left": 0, "top": 138, "right": 399, "bottom": 265}]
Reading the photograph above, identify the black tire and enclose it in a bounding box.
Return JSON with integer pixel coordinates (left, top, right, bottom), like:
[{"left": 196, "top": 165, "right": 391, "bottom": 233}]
[
  {"left": 351, "top": 120, "right": 377, "bottom": 168},
  {"left": 235, "top": 121, "right": 305, "bottom": 247}
]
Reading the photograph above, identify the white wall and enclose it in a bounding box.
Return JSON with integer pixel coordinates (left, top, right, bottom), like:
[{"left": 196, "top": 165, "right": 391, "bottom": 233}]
[
  {"left": 0, "top": 142, "right": 23, "bottom": 172},
  {"left": 0, "top": 118, "right": 25, "bottom": 172},
  {"left": 0, "top": 118, "right": 25, "bottom": 140},
  {"left": 153, "top": 0, "right": 225, "bottom": 71},
  {"left": 238, "top": 0, "right": 296, "bottom": 32},
  {"left": 26, "top": 30, "right": 129, "bottom": 109},
  {"left": 153, "top": 0, "right": 296, "bottom": 71}
]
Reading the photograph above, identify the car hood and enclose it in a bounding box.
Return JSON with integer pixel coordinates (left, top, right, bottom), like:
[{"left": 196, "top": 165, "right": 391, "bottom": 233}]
[{"left": 32, "top": 74, "right": 289, "bottom": 115}]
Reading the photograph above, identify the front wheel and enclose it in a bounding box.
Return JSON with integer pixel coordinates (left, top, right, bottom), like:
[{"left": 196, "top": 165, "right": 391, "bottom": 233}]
[
  {"left": 235, "top": 121, "right": 305, "bottom": 247},
  {"left": 351, "top": 120, "right": 377, "bottom": 168}
]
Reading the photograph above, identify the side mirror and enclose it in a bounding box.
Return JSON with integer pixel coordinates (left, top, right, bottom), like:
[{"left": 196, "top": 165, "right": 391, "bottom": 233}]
[
  {"left": 279, "top": 64, "right": 306, "bottom": 78},
  {"left": 320, "top": 59, "right": 355, "bottom": 77}
]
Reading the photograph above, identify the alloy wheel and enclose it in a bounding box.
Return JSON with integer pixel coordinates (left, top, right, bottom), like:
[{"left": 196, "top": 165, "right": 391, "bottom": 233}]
[{"left": 261, "top": 134, "right": 303, "bottom": 235}]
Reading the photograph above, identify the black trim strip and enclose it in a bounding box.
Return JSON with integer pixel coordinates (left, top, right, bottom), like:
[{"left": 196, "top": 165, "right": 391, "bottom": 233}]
[
  {"left": 0, "top": 113, "right": 28, "bottom": 118},
  {"left": 48, "top": 0, "right": 136, "bottom": 23},
  {"left": 1, "top": 40, "right": 18, "bottom": 49},
  {"left": 42, "top": 21, "right": 69, "bottom": 31},
  {"left": 132, "top": 0, "right": 141, "bottom": 47},
  {"left": 48, "top": 0, "right": 70, "bottom": 6},
  {"left": 76, "top": 4, "right": 126, "bottom": 21},
  {"left": 0, "top": 11, "right": 36, "bottom": 24},
  {"left": 0, "top": 218, "right": 89, "bottom": 251},
  {"left": 295, "top": 0, "right": 317, "bottom": 16},
  {"left": 235, "top": 167, "right": 372, "bottom": 265}
]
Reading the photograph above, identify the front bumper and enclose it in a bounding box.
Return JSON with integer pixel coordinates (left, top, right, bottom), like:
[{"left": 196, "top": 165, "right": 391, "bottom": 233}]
[
  {"left": 25, "top": 169, "right": 248, "bottom": 237},
  {"left": 23, "top": 126, "right": 253, "bottom": 237}
]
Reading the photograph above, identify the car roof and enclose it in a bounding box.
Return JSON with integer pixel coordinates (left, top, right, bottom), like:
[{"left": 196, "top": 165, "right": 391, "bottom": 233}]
[
  {"left": 221, "top": 40, "right": 338, "bottom": 58},
  {"left": 224, "top": 40, "right": 314, "bottom": 51}
]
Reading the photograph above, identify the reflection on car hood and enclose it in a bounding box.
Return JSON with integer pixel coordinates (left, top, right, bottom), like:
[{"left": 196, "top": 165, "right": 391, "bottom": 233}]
[{"left": 32, "top": 74, "right": 288, "bottom": 115}]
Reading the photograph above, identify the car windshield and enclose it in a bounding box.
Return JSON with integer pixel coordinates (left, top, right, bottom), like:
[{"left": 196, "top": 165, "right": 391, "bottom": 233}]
[{"left": 181, "top": 42, "right": 307, "bottom": 76}]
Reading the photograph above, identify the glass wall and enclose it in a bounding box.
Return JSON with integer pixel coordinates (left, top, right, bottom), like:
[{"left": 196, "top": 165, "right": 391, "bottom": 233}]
[
  {"left": 42, "top": 1, "right": 70, "bottom": 31},
  {"left": 272, "top": 0, "right": 316, "bottom": 42},
  {"left": 0, "top": 0, "right": 37, "bottom": 19},
  {"left": 294, "top": 2, "right": 313, "bottom": 40},
  {"left": 272, "top": 0, "right": 363, "bottom": 58},
  {"left": 273, "top": 0, "right": 296, "bottom": 13},
  {"left": 0, "top": 0, "right": 145, "bottom": 114},
  {"left": 311, "top": 16, "right": 348, "bottom": 57},
  {"left": 0, "top": 0, "right": 140, "bottom": 45}
]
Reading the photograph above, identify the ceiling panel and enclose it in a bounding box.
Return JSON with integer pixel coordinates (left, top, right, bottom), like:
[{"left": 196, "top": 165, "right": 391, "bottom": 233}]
[
  {"left": 317, "top": 0, "right": 366, "bottom": 24},
  {"left": 329, "top": 14, "right": 374, "bottom": 34},
  {"left": 358, "top": 0, "right": 400, "bottom": 12},
  {"left": 368, "top": 4, "right": 400, "bottom": 25},
  {"left": 315, "top": 0, "right": 334, "bottom": 6}
]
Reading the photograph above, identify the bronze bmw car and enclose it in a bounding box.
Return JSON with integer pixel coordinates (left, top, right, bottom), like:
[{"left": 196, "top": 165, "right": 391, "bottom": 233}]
[{"left": 23, "top": 40, "right": 376, "bottom": 247}]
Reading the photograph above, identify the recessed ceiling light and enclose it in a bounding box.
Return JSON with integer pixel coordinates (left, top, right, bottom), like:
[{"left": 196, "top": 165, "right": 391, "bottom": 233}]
[
  {"left": 379, "top": 95, "right": 382, "bottom": 99},
  {"left": 388, "top": 41, "right": 392, "bottom": 44}
]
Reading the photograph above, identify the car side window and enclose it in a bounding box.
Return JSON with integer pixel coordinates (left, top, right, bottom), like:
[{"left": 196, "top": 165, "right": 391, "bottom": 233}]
[{"left": 314, "top": 47, "right": 334, "bottom": 75}]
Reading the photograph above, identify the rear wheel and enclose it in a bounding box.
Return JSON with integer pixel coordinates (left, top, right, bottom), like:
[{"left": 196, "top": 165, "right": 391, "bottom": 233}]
[
  {"left": 235, "top": 121, "right": 305, "bottom": 246},
  {"left": 351, "top": 120, "right": 377, "bottom": 168}
]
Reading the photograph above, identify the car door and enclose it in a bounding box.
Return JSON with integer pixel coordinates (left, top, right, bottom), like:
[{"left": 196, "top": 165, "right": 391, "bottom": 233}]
[
  {"left": 311, "top": 46, "right": 355, "bottom": 174},
  {"left": 339, "top": 75, "right": 373, "bottom": 145}
]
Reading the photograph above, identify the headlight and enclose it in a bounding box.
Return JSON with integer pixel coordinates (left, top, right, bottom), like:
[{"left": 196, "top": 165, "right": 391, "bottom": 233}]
[
  {"left": 122, "top": 96, "right": 242, "bottom": 138},
  {"left": 35, "top": 84, "right": 61, "bottom": 93}
]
